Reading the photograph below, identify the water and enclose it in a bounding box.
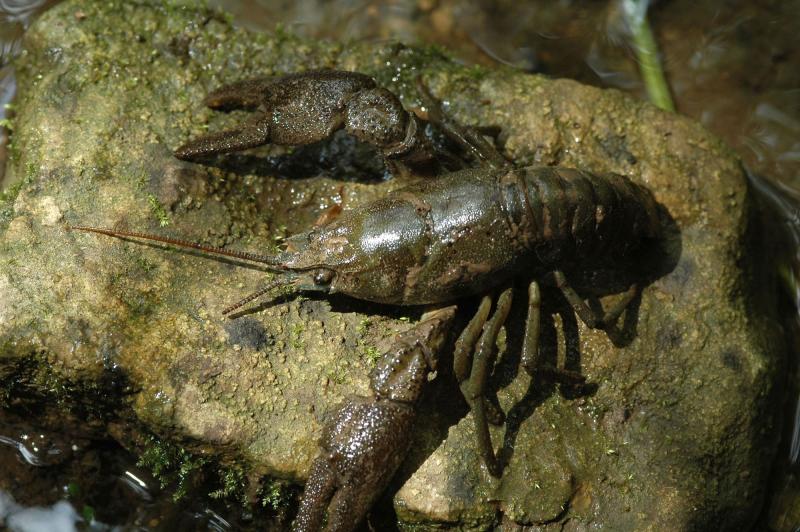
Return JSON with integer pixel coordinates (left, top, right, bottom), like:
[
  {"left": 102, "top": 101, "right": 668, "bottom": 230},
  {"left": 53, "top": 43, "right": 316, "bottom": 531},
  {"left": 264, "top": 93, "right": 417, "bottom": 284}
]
[{"left": 2, "top": 0, "right": 799, "bottom": 529}]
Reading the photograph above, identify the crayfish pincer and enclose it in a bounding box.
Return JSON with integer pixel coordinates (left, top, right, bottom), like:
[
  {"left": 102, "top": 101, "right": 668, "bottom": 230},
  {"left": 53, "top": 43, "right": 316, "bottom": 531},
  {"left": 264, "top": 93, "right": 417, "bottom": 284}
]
[
  {"left": 69, "top": 70, "right": 665, "bottom": 481},
  {"left": 292, "top": 306, "right": 455, "bottom": 532},
  {"left": 173, "top": 69, "right": 436, "bottom": 175}
]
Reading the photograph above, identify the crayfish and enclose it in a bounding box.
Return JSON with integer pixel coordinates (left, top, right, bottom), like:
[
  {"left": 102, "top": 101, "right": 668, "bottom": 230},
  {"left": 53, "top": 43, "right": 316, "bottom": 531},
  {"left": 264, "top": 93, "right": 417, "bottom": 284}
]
[{"left": 69, "top": 70, "right": 665, "bottom": 531}]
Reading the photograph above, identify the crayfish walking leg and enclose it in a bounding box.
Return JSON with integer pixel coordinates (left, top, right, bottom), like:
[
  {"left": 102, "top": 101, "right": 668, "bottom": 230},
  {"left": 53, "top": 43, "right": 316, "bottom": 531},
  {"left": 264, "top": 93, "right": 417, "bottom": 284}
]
[
  {"left": 453, "top": 280, "right": 591, "bottom": 478},
  {"left": 453, "top": 287, "right": 513, "bottom": 478}
]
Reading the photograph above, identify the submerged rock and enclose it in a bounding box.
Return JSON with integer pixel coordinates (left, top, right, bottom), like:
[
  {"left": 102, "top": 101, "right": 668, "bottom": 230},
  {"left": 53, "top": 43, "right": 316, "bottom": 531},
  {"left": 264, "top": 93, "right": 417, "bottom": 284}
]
[{"left": 0, "top": 0, "right": 783, "bottom": 529}]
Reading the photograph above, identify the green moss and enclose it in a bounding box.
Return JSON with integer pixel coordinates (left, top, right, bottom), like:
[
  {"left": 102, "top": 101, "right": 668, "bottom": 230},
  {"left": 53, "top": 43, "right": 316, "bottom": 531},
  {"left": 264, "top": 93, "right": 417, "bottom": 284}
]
[
  {"left": 361, "top": 344, "right": 382, "bottom": 365},
  {"left": 462, "top": 63, "right": 490, "bottom": 81},
  {"left": 290, "top": 322, "right": 305, "bottom": 349},
  {"left": 81, "top": 505, "right": 95, "bottom": 523},
  {"left": 0, "top": 169, "right": 33, "bottom": 228},
  {"left": 6, "top": 139, "right": 19, "bottom": 165},
  {"left": 326, "top": 364, "right": 347, "bottom": 385},
  {"left": 367, "top": 44, "right": 452, "bottom": 103},
  {"left": 0, "top": 178, "right": 23, "bottom": 207},
  {"left": 356, "top": 318, "right": 371, "bottom": 336},
  {"left": 146, "top": 192, "right": 170, "bottom": 227},
  {"left": 133, "top": 254, "right": 158, "bottom": 275},
  {"left": 259, "top": 478, "right": 293, "bottom": 511},
  {"left": 272, "top": 224, "right": 288, "bottom": 244},
  {"left": 137, "top": 434, "right": 209, "bottom": 501},
  {"left": 209, "top": 464, "right": 247, "bottom": 505},
  {"left": 137, "top": 436, "right": 256, "bottom": 506}
]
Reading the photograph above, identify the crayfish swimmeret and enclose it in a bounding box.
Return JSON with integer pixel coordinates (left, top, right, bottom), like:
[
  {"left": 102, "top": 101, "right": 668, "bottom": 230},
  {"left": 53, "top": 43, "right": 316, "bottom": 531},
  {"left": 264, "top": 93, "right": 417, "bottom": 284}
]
[{"left": 70, "top": 70, "right": 666, "bottom": 531}]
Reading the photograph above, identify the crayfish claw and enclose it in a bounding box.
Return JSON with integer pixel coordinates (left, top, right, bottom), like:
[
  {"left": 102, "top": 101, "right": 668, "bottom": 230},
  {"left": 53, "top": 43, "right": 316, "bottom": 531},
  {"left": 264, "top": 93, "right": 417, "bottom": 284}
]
[
  {"left": 203, "top": 77, "right": 274, "bottom": 111},
  {"left": 292, "top": 457, "right": 336, "bottom": 532},
  {"left": 292, "top": 308, "right": 455, "bottom": 531},
  {"left": 175, "top": 70, "right": 438, "bottom": 173},
  {"left": 174, "top": 114, "right": 272, "bottom": 161}
]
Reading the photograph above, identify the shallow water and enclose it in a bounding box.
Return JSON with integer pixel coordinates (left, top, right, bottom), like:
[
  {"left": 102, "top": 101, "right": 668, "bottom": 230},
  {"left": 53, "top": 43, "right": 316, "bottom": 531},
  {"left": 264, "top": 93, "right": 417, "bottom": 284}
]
[{"left": 2, "top": 0, "right": 799, "bottom": 529}]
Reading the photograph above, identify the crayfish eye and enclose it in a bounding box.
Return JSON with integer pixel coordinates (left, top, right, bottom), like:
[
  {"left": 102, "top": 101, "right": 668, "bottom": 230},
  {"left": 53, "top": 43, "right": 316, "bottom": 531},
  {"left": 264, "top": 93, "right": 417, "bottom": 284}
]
[{"left": 313, "top": 268, "right": 334, "bottom": 285}]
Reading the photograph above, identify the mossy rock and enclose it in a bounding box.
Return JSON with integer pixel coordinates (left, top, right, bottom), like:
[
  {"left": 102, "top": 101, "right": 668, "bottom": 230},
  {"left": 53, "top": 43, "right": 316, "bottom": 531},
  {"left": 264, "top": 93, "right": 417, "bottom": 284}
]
[{"left": 0, "top": 0, "right": 783, "bottom": 529}]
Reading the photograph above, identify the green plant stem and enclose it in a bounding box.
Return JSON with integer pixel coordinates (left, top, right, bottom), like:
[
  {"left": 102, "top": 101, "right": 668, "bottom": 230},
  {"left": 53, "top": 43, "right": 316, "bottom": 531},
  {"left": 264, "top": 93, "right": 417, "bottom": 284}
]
[{"left": 628, "top": 9, "right": 675, "bottom": 112}]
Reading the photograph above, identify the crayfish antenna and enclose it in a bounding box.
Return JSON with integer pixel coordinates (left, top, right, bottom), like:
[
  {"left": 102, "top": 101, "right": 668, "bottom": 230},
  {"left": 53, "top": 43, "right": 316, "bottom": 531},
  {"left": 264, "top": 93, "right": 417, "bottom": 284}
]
[
  {"left": 66, "top": 225, "right": 287, "bottom": 269},
  {"left": 222, "top": 275, "right": 299, "bottom": 316}
]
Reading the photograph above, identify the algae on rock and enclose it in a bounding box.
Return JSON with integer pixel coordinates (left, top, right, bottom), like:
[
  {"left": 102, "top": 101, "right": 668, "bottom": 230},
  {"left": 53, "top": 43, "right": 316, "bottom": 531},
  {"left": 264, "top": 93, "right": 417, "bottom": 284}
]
[{"left": 0, "top": 0, "right": 784, "bottom": 530}]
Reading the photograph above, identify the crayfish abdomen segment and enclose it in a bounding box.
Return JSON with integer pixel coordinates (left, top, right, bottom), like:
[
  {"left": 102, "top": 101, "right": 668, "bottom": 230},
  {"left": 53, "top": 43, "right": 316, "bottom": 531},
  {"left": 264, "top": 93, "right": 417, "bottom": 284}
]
[{"left": 516, "top": 167, "right": 662, "bottom": 268}]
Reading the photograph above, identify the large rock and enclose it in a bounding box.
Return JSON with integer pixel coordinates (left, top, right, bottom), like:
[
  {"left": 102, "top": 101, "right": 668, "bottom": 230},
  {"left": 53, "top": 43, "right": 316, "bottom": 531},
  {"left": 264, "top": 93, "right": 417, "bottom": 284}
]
[{"left": 0, "top": 0, "right": 783, "bottom": 529}]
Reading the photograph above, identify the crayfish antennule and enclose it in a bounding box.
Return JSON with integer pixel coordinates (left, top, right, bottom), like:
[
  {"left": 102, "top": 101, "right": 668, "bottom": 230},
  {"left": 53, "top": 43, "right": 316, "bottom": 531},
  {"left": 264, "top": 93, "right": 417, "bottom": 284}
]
[{"left": 222, "top": 275, "right": 298, "bottom": 316}]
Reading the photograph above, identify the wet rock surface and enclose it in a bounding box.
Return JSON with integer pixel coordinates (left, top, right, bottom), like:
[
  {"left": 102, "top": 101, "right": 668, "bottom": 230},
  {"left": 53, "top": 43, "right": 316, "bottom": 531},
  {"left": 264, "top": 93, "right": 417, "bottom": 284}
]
[{"left": 0, "top": 0, "right": 783, "bottom": 530}]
